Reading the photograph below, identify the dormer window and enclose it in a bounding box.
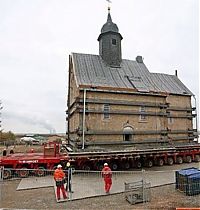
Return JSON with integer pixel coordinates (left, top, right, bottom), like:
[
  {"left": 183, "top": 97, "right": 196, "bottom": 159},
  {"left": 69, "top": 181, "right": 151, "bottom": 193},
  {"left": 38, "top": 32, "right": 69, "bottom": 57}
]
[{"left": 112, "top": 38, "right": 116, "bottom": 45}]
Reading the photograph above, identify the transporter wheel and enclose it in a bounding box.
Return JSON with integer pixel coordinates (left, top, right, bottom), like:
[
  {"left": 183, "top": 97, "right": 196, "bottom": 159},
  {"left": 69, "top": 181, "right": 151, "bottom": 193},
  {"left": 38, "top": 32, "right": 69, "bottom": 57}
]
[
  {"left": 111, "top": 162, "right": 118, "bottom": 171},
  {"left": 157, "top": 158, "right": 164, "bottom": 166},
  {"left": 3, "top": 169, "right": 11, "bottom": 179},
  {"left": 97, "top": 163, "right": 104, "bottom": 171},
  {"left": 176, "top": 156, "right": 183, "bottom": 164},
  {"left": 18, "top": 168, "right": 29, "bottom": 178},
  {"left": 185, "top": 156, "right": 192, "bottom": 163},
  {"left": 124, "top": 161, "right": 131, "bottom": 170},
  {"left": 135, "top": 160, "right": 142, "bottom": 169},
  {"left": 167, "top": 157, "right": 174, "bottom": 165},
  {"left": 194, "top": 155, "right": 200, "bottom": 162},
  {"left": 36, "top": 167, "right": 45, "bottom": 177},
  {"left": 82, "top": 164, "right": 91, "bottom": 171},
  {"left": 145, "top": 159, "right": 153, "bottom": 168}
]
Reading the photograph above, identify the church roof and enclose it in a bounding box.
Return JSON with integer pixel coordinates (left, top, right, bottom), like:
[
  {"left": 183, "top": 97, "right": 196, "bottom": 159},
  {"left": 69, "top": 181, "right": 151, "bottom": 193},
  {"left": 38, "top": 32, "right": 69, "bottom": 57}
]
[{"left": 71, "top": 52, "right": 193, "bottom": 96}]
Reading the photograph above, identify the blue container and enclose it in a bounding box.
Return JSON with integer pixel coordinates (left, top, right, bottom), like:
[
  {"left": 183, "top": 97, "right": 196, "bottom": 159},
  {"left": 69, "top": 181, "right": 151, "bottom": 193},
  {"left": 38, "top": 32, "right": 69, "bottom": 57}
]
[{"left": 175, "top": 167, "right": 200, "bottom": 196}]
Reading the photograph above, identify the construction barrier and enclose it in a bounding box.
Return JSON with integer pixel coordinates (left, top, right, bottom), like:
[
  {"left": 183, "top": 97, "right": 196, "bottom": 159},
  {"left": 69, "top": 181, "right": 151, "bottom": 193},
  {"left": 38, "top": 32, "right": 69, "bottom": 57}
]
[{"left": 1, "top": 167, "right": 200, "bottom": 204}]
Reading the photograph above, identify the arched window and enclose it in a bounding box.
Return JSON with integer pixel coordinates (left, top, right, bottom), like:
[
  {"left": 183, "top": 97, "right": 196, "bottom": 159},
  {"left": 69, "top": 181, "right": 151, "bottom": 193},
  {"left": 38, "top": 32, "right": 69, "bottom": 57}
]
[{"left": 123, "top": 126, "right": 134, "bottom": 141}]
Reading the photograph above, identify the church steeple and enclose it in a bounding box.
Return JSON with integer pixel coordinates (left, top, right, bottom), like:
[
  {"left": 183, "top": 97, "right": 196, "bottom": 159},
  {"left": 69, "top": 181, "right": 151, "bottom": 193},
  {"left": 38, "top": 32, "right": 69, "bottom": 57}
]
[{"left": 98, "top": 7, "right": 123, "bottom": 67}]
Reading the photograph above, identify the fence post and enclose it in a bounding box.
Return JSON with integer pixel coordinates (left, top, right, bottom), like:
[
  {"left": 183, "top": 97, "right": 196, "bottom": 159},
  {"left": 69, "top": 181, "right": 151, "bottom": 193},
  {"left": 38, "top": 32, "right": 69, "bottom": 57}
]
[
  {"left": 141, "top": 169, "right": 146, "bottom": 203},
  {"left": 67, "top": 167, "right": 74, "bottom": 199},
  {"left": 69, "top": 168, "right": 72, "bottom": 191},
  {"left": 0, "top": 166, "right": 3, "bottom": 181},
  {"left": 0, "top": 166, "right": 4, "bottom": 202}
]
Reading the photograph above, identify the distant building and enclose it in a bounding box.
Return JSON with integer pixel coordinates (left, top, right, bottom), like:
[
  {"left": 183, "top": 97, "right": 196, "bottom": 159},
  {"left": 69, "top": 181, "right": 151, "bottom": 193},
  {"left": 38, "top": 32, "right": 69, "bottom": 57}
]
[{"left": 67, "top": 8, "right": 197, "bottom": 150}]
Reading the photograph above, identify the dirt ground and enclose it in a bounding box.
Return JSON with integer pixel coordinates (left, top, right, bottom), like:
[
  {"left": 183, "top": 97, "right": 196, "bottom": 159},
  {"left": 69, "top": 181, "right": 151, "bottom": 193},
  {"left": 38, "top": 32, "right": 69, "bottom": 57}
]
[{"left": 1, "top": 180, "right": 200, "bottom": 210}]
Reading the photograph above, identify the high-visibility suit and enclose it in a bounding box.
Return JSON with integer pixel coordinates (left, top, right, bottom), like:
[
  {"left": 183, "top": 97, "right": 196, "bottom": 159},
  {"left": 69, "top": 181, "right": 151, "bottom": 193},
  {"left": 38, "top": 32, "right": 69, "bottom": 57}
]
[
  {"left": 102, "top": 166, "right": 112, "bottom": 193},
  {"left": 54, "top": 168, "right": 67, "bottom": 200}
]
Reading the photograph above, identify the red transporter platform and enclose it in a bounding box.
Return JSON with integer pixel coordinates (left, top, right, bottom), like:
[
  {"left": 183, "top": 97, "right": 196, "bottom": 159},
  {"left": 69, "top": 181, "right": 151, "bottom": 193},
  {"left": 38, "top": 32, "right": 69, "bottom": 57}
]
[{"left": 0, "top": 142, "right": 69, "bottom": 178}]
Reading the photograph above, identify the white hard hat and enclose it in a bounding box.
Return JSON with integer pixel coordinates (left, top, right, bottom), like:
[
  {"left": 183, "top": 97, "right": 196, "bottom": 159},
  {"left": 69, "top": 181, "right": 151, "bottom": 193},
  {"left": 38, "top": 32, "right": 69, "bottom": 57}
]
[
  {"left": 57, "top": 164, "right": 62, "bottom": 168},
  {"left": 104, "top": 163, "right": 108, "bottom": 166}
]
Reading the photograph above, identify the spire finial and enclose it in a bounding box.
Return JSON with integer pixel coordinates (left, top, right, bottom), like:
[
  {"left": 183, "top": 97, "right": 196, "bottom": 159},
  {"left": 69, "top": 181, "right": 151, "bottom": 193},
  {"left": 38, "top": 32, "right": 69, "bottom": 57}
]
[{"left": 106, "top": 0, "right": 112, "bottom": 13}]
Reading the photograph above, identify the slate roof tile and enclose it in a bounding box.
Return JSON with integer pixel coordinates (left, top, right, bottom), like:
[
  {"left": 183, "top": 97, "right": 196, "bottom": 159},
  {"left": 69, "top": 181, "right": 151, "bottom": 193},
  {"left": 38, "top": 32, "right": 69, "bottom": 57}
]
[{"left": 72, "top": 53, "right": 193, "bottom": 96}]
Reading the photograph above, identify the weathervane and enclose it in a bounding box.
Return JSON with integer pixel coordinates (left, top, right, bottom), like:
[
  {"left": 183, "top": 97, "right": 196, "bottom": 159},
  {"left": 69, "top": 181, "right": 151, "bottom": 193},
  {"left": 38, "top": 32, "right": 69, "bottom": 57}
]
[{"left": 106, "top": 0, "right": 112, "bottom": 12}]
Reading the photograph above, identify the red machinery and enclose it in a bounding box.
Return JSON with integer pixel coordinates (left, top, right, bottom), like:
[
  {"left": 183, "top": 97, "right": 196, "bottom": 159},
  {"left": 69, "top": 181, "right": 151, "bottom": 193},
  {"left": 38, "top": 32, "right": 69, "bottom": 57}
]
[{"left": 0, "top": 142, "right": 69, "bottom": 179}]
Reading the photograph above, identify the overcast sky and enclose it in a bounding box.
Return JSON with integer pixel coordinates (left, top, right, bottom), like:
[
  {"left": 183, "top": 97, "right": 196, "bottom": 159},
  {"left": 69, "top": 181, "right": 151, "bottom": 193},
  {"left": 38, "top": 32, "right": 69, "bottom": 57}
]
[{"left": 0, "top": 0, "right": 199, "bottom": 134}]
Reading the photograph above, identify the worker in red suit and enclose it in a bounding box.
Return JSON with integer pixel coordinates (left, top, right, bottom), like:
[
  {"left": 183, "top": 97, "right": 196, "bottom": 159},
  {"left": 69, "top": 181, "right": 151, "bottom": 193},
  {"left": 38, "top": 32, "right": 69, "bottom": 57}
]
[
  {"left": 54, "top": 164, "right": 67, "bottom": 200},
  {"left": 101, "top": 163, "right": 112, "bottom": 194}
]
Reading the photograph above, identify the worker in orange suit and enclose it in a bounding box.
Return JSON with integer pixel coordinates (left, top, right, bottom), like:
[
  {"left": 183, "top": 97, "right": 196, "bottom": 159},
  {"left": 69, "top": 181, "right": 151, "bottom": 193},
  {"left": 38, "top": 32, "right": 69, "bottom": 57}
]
[
  {"left": 54, "top": 164, "right": 67, "bottom": 200},
  {"left": 101, "top": 163, "right": 112, "bottom": 194}
]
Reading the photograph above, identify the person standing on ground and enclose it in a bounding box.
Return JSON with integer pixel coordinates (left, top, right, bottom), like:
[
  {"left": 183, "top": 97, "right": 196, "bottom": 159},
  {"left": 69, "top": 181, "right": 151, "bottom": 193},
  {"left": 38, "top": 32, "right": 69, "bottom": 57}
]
[
  {"left": 54, "top": 164, "right": 67, "bottom": 200},
  {"left": 65, "top": 161, "right": 73, "bottom": 193},
  {"left": 101, "top": 163, "right": 112, "bottom": 194}
]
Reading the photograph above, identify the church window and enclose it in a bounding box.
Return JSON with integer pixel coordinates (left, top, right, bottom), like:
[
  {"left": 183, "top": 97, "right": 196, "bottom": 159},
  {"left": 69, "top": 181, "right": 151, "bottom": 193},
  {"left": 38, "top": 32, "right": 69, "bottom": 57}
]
[
  {"left": 139, "top": 106, "right": 147, "bottom": 121},
  {"left": 112, "top": 38, "right": 116, "bottom": 45},
  {"left": 103, "top": 104, "right": 110, "bottom": 119}
]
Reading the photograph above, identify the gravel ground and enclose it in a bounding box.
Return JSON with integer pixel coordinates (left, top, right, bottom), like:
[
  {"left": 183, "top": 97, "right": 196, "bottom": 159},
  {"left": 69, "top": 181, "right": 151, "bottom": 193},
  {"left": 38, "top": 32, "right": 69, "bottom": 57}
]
[{"left": 1, "top": 180, "right": 200, "bottom": 210}]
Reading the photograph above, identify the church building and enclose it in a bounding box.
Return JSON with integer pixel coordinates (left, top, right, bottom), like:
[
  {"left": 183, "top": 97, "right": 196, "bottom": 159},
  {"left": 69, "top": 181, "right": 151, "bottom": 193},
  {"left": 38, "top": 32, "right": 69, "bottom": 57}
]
[{"left": 66, "top": 8, "right": 197, "bottom": 151}]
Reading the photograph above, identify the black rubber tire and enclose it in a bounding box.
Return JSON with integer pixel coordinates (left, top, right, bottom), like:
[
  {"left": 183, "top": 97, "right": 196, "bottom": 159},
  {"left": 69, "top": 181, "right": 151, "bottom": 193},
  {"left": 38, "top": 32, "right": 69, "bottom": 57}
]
[
  {"left": 194, "top": 155, "right": 200, "bottom": 162},
  {"left": 167, "top": 157, "right": 174, "bottom": 165},
  {"left": 82, "top": 164, "right": 91, "bottom": 171},
  {"left": 185, "top": 156, "right": 192, "bottom": 163},
  {"left": 176, "top": 156, "right": 183, "bottom": 164},
  {"left": 3, "top": 169, "right": 11, "bottom": 179},
  {"left": 97, "top": 164, "right": 104, "bottom": 171},
  {"left": 111, "top": 162, "right": 118, "bottom": 171},
  {"left": 157, "top": 158, "right": 164, "bottom": 166},
  {"left": 135, "top": 160, "right": 142, "bottom": 168},
  {"left": 36, "top": 167, "right": 45, "bottom": 176},
  {"left": 145, "top": 159, "right": 153, "bottom": 168},
  {"left": 124, "top": 162, "right": 131, "bottom": 170},
  {"left": 19, "top": 168, "right": 29, "bottom": 178}
]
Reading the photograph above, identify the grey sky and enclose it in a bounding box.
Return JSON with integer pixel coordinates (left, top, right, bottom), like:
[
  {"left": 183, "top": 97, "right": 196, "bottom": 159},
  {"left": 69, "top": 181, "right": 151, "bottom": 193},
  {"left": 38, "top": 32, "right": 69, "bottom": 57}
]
[{"left": 0, "top": 0, "right": 199, "bottom": 134}]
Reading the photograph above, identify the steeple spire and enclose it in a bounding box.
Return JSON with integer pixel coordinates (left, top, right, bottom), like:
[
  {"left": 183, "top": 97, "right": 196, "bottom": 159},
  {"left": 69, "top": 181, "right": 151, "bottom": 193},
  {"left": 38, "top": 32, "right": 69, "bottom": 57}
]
[
  {"left": 107, "top": 4, "right": 112, "bottom": 22},
  {"left": 107, "top": 7, "right": 112, "bottom": 22},
  {"left": 97, "top": 5, "right": 123, "bottom": 67}
]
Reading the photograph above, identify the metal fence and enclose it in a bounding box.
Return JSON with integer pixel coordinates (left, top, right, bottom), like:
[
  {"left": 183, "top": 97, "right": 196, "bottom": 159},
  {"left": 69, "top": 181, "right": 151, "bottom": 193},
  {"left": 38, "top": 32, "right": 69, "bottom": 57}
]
[
  {"left": 124, "top": 180, "right": 151, "bottom": 204},
  {"left": 1, "top": 167, "right": 200, "bottom": 204}
]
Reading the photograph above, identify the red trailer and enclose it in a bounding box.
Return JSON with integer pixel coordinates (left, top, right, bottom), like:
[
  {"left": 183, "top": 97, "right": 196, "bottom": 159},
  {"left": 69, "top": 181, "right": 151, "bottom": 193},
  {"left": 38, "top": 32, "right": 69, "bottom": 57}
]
[
  {"left": 66, "top": 143, "right": 200, "bottom": 171},
  {"left": 0, "top": 142, "right": 69, "bottom": 179},
  {"left": 1, "top": 142, "right": 200, "bottom": 179}
]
